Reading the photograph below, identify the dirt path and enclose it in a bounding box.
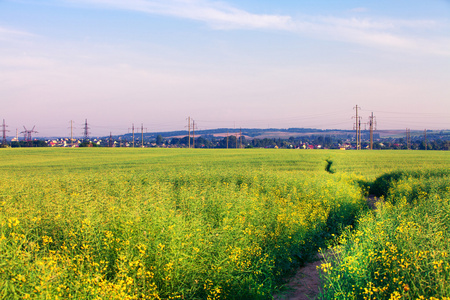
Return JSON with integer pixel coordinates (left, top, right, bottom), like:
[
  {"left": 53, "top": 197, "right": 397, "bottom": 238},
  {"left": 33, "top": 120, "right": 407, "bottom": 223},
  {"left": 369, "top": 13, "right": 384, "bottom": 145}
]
[
  {"left": 273, "top": 253, "right": 325, "bottom": 300},
  {"left": 274, "top": 196, "right": 381, "bottom": 300}
]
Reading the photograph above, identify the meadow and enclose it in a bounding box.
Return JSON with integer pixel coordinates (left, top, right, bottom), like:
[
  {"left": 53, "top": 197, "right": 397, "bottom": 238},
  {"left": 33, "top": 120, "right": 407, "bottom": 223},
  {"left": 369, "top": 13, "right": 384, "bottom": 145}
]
[{"left": 0, "top": 148, "right": 449, "bottom": 299}]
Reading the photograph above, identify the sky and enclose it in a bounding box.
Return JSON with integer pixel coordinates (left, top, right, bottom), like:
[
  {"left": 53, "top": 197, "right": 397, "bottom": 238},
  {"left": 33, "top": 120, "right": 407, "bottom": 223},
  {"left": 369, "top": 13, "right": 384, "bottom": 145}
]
[{"left": 1, "top": 0, "right": 449, "bottom": 137}]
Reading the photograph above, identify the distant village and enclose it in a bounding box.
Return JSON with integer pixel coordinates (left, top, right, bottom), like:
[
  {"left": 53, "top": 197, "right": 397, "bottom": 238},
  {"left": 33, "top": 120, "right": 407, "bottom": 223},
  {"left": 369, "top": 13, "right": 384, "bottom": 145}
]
[{"left": 3, "top": 128, "right": 450, "bottom": 150}]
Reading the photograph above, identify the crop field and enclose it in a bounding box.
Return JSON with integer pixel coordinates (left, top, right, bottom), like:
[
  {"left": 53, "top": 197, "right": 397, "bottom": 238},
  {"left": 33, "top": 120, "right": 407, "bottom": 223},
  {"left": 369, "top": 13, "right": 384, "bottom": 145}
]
[
  {"left": 319, "top": 169, "right": 450, "bottom": 300},
  {"left": 0, "top": 148, "right": 449, "bottom": 299}
]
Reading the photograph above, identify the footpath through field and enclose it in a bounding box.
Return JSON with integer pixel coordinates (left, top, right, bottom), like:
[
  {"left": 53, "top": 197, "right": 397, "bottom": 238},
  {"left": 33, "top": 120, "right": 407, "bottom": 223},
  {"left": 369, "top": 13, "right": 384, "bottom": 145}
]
[{"left": 274, "top": 196, "right": 381, "bottom": 300}]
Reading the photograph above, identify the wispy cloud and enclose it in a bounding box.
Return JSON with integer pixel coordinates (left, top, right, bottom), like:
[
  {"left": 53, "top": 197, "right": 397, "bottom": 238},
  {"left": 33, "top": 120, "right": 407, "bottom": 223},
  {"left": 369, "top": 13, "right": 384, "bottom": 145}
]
[
  {"left": 68, "top": 0, "right": 294, "bottom": 30},
  {"left": 0, "top": 26, "right": 35, "bottom": 41},
  {"left": 14, "top": 0, "right": 442, "bottom": 57},
  {"left": 66, "top": 0, "right": 449, "bottom": 55},
  {"left": 349, "top": 7, "right": 368, "bottom": 13},
  {"left": 298, "top": 16, "right": 450, "bottom": 55}
]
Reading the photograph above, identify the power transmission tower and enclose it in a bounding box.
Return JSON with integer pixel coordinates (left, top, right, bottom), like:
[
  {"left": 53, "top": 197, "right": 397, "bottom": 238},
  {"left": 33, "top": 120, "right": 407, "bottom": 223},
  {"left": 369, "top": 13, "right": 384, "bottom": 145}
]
[
  {"left": 353, "top": 105, "right": 362, "bottom": 150},
  {"left": 83, "top": 119, "right": 90, "bottom": 141},
  {"left": 68, "top": 120, "right": 76, "bottom": 147},
  {"left": 1, "top": 119, "right": 9, "bottom": 146},
  {"left": 406, "top": 128, "right": 411, "bottom": 150},
  {"left": 128, "top": 123, "right": 135, "bottom": 148},
  {"left": 21, "top": 126, "right": 38, "bottom": 147},
  {"left": 368, "top": 113, "right": 376, "bottom": 150},
  {"left": 109, "top": 132, "right": 113, "bottom": 147}
]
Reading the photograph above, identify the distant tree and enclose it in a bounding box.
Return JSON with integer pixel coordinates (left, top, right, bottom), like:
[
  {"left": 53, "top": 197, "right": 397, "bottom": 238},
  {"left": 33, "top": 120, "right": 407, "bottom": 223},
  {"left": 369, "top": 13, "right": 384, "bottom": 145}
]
[
  {"left": 79, "top": 141, "right": 98, "bottom": 147},
  {"left": 10, "top": 140, "right": 47, "bottom": 147},
  {"left": 156, "top": 134, "right": 164, "bottom": 145},
  {"left": 195, "top": 136, "right": 210, "bottom": 148},
  {"left": 169, "top": 138, "right": 180, "bottom": 146},
  {"left": 180, "top": 136, "right": 193, "bottom": 147},
  {"left": 373, "top": 142, "right": 382, "bottom": 149},
  {"left": 324, "top": 136, "right": 332, "bottom": 148},
  {"left": 228, "top": 136, "right": 238, "bottom": 148},
  {"left": 33, "top": 140, "right": 47, "bottom": 147}
]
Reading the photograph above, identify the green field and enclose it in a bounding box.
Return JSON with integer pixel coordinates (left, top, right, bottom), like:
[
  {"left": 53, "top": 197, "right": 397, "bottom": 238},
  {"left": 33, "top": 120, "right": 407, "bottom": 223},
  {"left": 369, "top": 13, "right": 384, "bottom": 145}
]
[{"left": 0, "top": 148, "right": 449, "bottom": 299}]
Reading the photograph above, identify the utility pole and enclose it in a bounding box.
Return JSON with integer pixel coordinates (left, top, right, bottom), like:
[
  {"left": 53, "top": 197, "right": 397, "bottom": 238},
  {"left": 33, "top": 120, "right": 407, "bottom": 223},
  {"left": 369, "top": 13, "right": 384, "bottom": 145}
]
[
  {"left": 140, "top": 124, "right": 147, "bottom": 148},
  {"left": 1, "top": 119, "right": 9, "bottom": 146},
  {"left": 187, "top": 116, "right": 191, "bottom": 148},
  {"left": 240, "top": 128, "right": 242, "bottom": 149},
  {"left": 128, "top": 124, "right": 136, "bottom": 148},
  {"left": 226, "top": 130, "right": 229, "bottom": 149},
  {"left": 368, "top": 112, "right": 376, "bottom": 150},
  {"left": 132, "top": 124, "right": 135, "bottom": 148},
  {"left": 234, "top": 122, "right": 237, "bottom": 149},
  {"left": 71, "top": 120, "right": 73, "bottom": 147},
  {"left": 406, "top": 128, "right": 411, "bottom": 150},
  {"left": 141, "top": 124, "right": 144, "bottom": 148},
  {"left": 192, "top": 120, "right": 195, "bottom": 148},
  {"left": 424, "top": 129, "right": 427, "bottom": 150},
  {"left": 69, "top": 120, "right": 75, "bottom": 147},
  {"left": 358, "top": 116, "right": 362, "bottom": 149},
  {"left": 353, "top": 105, "right": 361, "bottom": 150}
]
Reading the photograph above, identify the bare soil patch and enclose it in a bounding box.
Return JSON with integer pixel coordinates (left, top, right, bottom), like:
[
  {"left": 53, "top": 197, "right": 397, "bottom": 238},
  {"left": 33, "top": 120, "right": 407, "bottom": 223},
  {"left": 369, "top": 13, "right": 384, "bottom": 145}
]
[{"left": 273, "top": 253, "right": 324, "bottom": 300}]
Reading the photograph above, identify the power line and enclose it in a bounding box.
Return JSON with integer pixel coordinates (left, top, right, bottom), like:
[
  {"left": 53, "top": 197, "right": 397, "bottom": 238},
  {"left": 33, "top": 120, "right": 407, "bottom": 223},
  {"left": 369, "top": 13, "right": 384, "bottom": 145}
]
[{"left": 361, "top": 109, "right": 449, "bottom": 117}]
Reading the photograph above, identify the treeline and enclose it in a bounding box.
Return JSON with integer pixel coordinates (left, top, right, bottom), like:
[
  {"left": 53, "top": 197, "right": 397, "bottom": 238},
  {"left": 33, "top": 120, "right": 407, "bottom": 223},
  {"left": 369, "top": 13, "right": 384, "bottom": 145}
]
[
  {"left": 142, "top": 134, "right": 448, "bottom": 150},
  {"left": 164, "top": 135, "right": 450, "bottom": 150},
  {"left": 152, "top": 134, "right": 339, "bottom": 149},
  {"left": 7, "top": 141, "right": 47, "bottom": 148},
  {"left": 3, "top": 133, "right": 449, "bottom": 150}
]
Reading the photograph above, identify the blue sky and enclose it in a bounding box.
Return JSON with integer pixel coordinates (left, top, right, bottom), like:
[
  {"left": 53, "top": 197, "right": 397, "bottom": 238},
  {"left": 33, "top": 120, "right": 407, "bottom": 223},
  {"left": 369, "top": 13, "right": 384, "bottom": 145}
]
[{"left": 1, "top": 0, "right": 449, "bottom": 137}]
